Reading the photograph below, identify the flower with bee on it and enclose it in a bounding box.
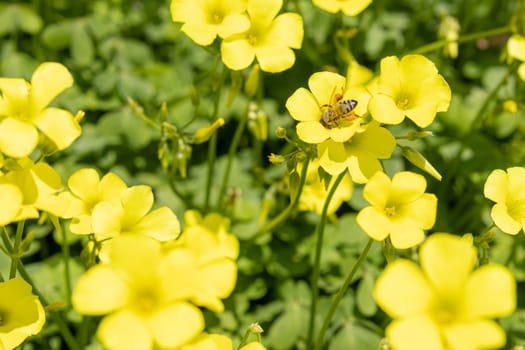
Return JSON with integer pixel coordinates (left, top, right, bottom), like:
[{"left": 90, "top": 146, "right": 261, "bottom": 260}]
[{"left": 286, "top": 71, "right": 370, "bottom": 144}]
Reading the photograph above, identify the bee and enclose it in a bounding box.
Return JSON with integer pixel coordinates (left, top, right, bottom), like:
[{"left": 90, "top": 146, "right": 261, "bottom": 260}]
[{"left": 321, "top": 90, "right": 359, "bottom": 127}]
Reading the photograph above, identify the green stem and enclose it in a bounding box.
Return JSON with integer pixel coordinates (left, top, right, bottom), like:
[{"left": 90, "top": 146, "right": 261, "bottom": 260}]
[
  {"left": 9, "top": 220, "right": 25, "bottom": 279},
  {"left": 306, "top": 171, "right": 347, "bottom": 349},
  {"left": 314, "top": 238, "right": 374, "bottom": 350},
  {"left": 255, "top": 155, "right": 311, "bottom": 237},
  {"left": 204, "top": 64, "right": 226, "bottom": 212},
  {"left": 217, "top": 107, "right": 250, "bottom": 210},
  {"left": 410, "top": 25, "right": 511, "bottom": 54},
  {"left": 54, "top": 216, "right": 72, "bottom": 304}
]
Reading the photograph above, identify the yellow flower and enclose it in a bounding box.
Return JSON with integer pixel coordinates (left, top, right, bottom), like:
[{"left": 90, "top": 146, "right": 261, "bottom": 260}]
[
  {"left": 182, "top": 333, "right": 266, "bottom": 350},
  {"left": 296, "top": 159, "right": 353, "bottom": 215},
  {"left": 162, "top": 210, "right": 239, "bottom": 312},
  {"left": 507, "top": 34, "right": 525, "bottom": 81},
  {"left": 0, "top": 278, "right": 46, "bottom": 350},
  {"left": 368, "top": 55, "right": 451, "bottom": 127},
  {"left": 72, "top": 235, "right": 205, "bottom": 350},
  {"left": 356, "top": 171, "right": 437, "bottom": 248},
  {"left": 286, "top": 71, "right": 370, "bottom": 144},
  {"left": 438, "top": 15, "right": 460, "bottom": 59},
  {"left": 92, "top": 185, "right": 181, "bottom": 241},
  {"left": 0, "top": 62, "right": 81, "bottom": 158},
  {"left": 61, "top": 168, "right": 128, "bottom": 235},
  {"left": 374, "top": 233, "right": 516, "bottom": 350},
  {"left": 220, "top": 0, "right": 303, "bottom": 73},
  {"left": 484, "top": 167, "right": 525, "bottom": 235},
  {"left": 312, "top": 0, "right": 372, "bottom": 16},
  {"left": 170, "top": 0, "right": 250, "bottom": 46},
  {"left": 317, "top": 121, "right": 396, "bottom": 183},
  {"left": 0, "top": 158, "right": 68, "bottom": 225}
]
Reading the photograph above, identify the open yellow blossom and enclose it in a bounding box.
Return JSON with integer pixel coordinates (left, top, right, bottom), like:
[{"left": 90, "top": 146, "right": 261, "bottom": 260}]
[
  {"left": 356, "top": 171, "right": 437, "bottom": 248},
  {"left": 221, "top": 0, "right": 303, "bottom": 73},
  {"left": 312, "top": 0, "right": 372, "bottom": 16},
  {"left": 484, "top": 167, "right": 525, "bottom": 235},
  {"left": 296, "top": 159, "right": 353, "bottom": 215},
  {"left": 73, "top": 235, "right": 205, "bottom": 350},
  {"left": 317, "top": 121, "right": 396, "bottom": 183},
  {"left": 61, "top": 168, "right": 128, "bottom": 235},
  {"left": 0, "top": 158, "right": 68, "bottom": 224},
  {"left": 162, "top": 210, "right": 239, "bottom": 312},
  {"left": 0, "top": 278, "right": 46, "bottom": 350},
  {"left": 507, "top": 34, "right": 525, "bottom": 81},
  {"left": 170, "top": 0, "right": 250, "bottom": 46},
  {"left": 374, "top": 233, "right": 516, "bottom": 350},
  {"left": 368, "top": 55, "right": 451, "bottom": 127},
  {"left": 0, "top": 62, "right": 81, "bottom": 158},
  {"left": 92, "top": 185, "right": 180, "bottom": 241},
  {"left": 286, "top": 71, "right": 369, "bottom": 144}
]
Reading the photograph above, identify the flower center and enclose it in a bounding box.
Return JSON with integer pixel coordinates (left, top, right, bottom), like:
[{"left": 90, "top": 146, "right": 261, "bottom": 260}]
[
  {"left": 507, "top": 198, "right": 525, "bottom": 220},
  {"left": 396, "top": 97, "right": 410, "bottom": 110},
  {"left": 384, "top": 206, "right": 396, "bottom": 217},
  {"left": 133, "top": 288, "right": 160, "bottom": 315},
  {"left": 247, "top": 33, "right": 258, "bottom": 46},
  {"left": 211, "top": 12, "right": 223, "bottom": 24},
  {"left": 430, "top": 297, "right": 460, "bottom": 326}
]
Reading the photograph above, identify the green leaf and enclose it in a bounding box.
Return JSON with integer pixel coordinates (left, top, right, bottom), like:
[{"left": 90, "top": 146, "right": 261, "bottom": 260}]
[
  {"left": 42, "top": 21, "right": 73, "bottom": 50},
  {"left": 266, "top": 302, "right": 307, "bottom": 350},
  {"left": 71, "top": 21, "right": 95, "bottom": 67},
  {"left": 0, "top": 4, "right": 43, "bottom": 36},
  {"left": 328, "top": 320, "right": 382, "bottom": 350},
  {"left": 356, "top": 272, "right": 377, "bottom": 317}
]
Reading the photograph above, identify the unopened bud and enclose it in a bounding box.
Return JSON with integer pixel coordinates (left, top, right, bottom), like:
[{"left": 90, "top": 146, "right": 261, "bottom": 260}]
[
  {"left": 275, "top": 127, "right": 287, "bottom": 139},
  {"left": 193, "top": 118, "right": 225, "bottom": 144},
  {"left": 268, "top": 153, "right": 285, "bottom": 164},
  {"left": 249, "top": 322, "right": 264, "bottom": 334},
  {"left": 245, "top": 64, "right": 260, "bottom": 98},
  {"left": 401, "top": 146, "right": 442, "bottom": 181},
  {"left": 74, "top": 110, "right": 85, "bottom": 123}
]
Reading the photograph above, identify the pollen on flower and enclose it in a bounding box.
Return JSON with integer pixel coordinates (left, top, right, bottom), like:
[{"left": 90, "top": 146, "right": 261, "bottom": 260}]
[
  {"left": 384, "top": 206, "right": 396, "bottom": 217},
  {"left": 247, "top": 33, "right": 258, "bottom": 46},
  {"left": 395, "top": 97, "right": 410, "bottom": 110},
  {"left": 211, "top": 12, "right": 223, "bottom": 24},
  {"left": 133, "top": 288, "right": 159, "bottom": 314},
  {"left": 430, "top": 297, "right": 459, "bottom": 325}
]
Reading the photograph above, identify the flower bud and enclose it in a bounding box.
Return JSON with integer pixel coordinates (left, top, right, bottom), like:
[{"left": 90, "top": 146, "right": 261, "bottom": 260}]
[
  {"left": 275, "top": 127, "right": 287, "bottom": 139},
  {"left": 401, "top": 146, "right": 442, "bottom": 181},
  {"left": 193, "top": 118, "right": 225, "bottom": 144}
]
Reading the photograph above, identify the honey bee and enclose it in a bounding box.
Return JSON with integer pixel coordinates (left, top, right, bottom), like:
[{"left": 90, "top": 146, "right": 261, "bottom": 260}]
[{"left": 321, "top": 90, "right": 359, "bottom": 127}]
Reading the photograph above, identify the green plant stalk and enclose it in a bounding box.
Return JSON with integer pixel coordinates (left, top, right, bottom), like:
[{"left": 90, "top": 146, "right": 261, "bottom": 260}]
[
  {"left": 314, "top": 238, "right": 374, "bottom": 350},
  {"left": 410, "top": 25, "right": 511, "bottom": 54},
  {"left": 217, "top": 105, "right": 250, "bottom": 210},
  {"left": 9, "top": 220, "right": 25, "bottom": 279},
  {"left": 54, "top": 216, "right": 72, "bottom": 304},
  {"left": 306, "top": 171, "right": 347, "bottom": 349},
  {"left": 255, "top": 155, "right": 311, "bottom": 236},
  {"left": 204, "top": 65, "right": 226, "bottom": 212}
]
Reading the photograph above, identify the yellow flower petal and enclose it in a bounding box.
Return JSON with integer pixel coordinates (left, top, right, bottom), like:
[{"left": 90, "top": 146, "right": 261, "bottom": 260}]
[
  {"left": 389, "top": 220, "right": 425, "bottom": 249},
  {"left": 442, "top": 320, "right": 506, "bottom": 350},
  {"left": 346, "top": 150, "right": 382, "bottom": 184},
  {"left": 32, "top": 107, "right": 81, "bottom": 150},
  {"left": 72, "top": 266, "right": 129, "bottom": 314},
  {"left": 389, "top": 171, "right": 426, "bottom": 203},
  {"left": 309, "top": 71, "right": 345, "bottom": 106},
  {"left": 400, "top": 193, "right": 438, "bottom": 229},
  {"left": 0, "top": 117, "right": 38, "bottom": 158},
  {"left": 369, "top": 93, "right": 405, "bottom": 125},
  {"left": 0, "top": 78, "right": 29, "bottom": 116},
  {"left": 464, "top": 264, "right": 516, "bottom": 318},
  {"left": 286, "top": 88, "right": 320, "bottom": 122},
  {"left": 0, "top": 183, "right": 22, "bottom": 226},
  {"left": 241, "top": 342, "right": 267, "bottom": 350},
  {"left": 296, "top": 121, "right": 329, "bottom": 143},
  {"left": 265, "top": 13, "right": 303, "bottom": 49},
  {"left": 507, "top": 34, "right": 525, "bottom": 61},
  {"left": 386, "top": 316, "right": 443, "bottom": 350},
  {"left": 181, "top": 23, "right": 219, "bottom": 46},
  {"left": 129, "top": 207, "right": 181, "bottom": 241},
  {"left": 483, "top": 169, "right": 507, "bottom": 203},
  {"left": 419, "top": 233, "right": 476, "bottom": 296},
  {"left": 29, "top": 62, "right": 73, "bottom": 115},
  {"left": 218, "top": 14, "right": 250, "bottom": 39},
  {"left": 317, "top": 140, "right": 348, "bottom": 175},
  {"left": 491, "top": 203, "right": 522, "bottom": 234},
  {"left": 97, "top": 310, "right": 152, "bottom": 350},
  {"left": 149, "top": 302, "right": 204, "bottom": 349},
  {"left": 248, "top": 0, "right": 281, "bottom": 27},
  {"left": 221, "top": 39, "right": 255, "bottom": 70},
  {"left": 198, "top": 259, "right": 237, "bottom": 307},
  {"left": 373, "top": 260, "right": 433, "bottom": 317},
  {"left": 120, "top": 185, "right": 154, "bottom": 225},
  {"left": 356, "top": 206, "right": 391, "bottom": 241},
  {"left": 92, "top": 201, "right": 123, "bottom": 237},
  {"left": 362, "top": 171, "right": 390, "bottom": 207},
  {"left": 255, "top": 45, "right": 295, "bottom": 73}
]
